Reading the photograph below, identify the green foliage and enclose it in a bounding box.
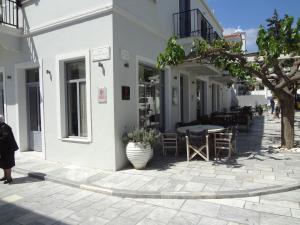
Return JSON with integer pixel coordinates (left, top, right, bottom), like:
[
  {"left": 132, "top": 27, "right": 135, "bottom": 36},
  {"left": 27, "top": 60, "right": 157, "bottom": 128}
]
[
  {"left": 257, "top": 11, "right": 300, "bottom": 61},
  {"left": 157, "top": 11, "right": 300, "bottom": 89},
  {"left": 122, "top": 128, "right": 158, "bottom": 147},
  {"left": 156, "top": 37, "right": 185, "bottom": 70}
]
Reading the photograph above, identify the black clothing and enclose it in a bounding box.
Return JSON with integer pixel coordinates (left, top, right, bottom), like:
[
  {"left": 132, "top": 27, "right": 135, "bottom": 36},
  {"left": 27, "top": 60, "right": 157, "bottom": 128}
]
[{"left": 0, "top": 122, "right": 18, "bottom": 169}]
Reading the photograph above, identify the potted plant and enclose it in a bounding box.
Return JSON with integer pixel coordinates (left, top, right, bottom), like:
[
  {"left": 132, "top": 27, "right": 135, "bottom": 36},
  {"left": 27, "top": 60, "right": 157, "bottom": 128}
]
[
  {"left": 122, "top": 128, "right": 158, "bottom": 169},
  {"left": 256, "top": 104, "right": 263, "bottom": 116}
]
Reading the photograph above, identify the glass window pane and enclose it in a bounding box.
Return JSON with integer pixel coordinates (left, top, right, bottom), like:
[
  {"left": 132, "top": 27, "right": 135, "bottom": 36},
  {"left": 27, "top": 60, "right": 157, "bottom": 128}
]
[
  {"left": 139, "top": 64, "right": 161, "bottom": 129},
  {"left": 28, "top": 87, "right": 39, "bottom": 131},
  {"left": 66, "top": 61, "right": 85, "bottom": 80},
  {"left": 26, "top": 69, "right": 39, "bottom": 83},
  {"left": 67, "top": 83, "right": 78, "bottom": 136},
  {"left": 79, "top": 82, "right": 87, "bottom": 137}
]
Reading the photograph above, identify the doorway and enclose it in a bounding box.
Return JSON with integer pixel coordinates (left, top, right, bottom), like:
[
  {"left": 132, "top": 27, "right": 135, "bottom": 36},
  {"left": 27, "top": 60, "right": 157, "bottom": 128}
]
[
  {"left": 180, "top": 74, "right": 189, "bottom": 122},
  {"left": 179, "top": 0, "right": 191, "bottom": 37},
  {"left": 26, "top": 69, "right": 42, "bottom": 152},
  {"left": 196, "top": 80, "right": 207, "bottom": 118}
]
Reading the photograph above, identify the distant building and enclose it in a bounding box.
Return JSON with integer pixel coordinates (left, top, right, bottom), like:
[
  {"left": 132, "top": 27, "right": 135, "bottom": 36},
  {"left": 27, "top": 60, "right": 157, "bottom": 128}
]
[{"left": 224, "top": 31, "right": 247, "bottom": 52}]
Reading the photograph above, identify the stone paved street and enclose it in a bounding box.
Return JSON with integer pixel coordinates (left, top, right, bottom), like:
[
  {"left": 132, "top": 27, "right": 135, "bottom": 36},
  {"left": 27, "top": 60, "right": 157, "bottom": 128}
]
[
  {"left": 14, "top": 112, "right": 300, "bottom": 199},
  {"left": 0, "top": 172, "right": 300, "bottom": 225}
]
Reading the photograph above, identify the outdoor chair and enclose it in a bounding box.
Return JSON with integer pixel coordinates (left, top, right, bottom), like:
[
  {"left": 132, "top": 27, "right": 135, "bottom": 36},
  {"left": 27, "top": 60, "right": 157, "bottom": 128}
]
[
  {"left": 161, "top": 133, "right": 178, "bottom": 157},
  {"left": 185, "top": 130, "right": 209, "bottom": 162},
  {"left": 198, "top": 115, "right": 210, "bottom": 125},
  {"left": 213, "top": 126, "right": 238, "bottom": 160}
]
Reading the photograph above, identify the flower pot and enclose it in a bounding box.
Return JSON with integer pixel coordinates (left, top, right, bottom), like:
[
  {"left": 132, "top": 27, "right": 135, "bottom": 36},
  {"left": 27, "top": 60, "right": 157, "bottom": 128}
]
[{"left": 126, "top": 142, "right": 153, "bottom": 169}]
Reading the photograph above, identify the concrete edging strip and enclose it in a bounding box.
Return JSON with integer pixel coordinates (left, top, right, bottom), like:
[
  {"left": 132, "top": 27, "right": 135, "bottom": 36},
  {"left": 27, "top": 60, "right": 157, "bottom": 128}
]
[{"left": 13, "top": 167, "right": 300, "bottom": 200}]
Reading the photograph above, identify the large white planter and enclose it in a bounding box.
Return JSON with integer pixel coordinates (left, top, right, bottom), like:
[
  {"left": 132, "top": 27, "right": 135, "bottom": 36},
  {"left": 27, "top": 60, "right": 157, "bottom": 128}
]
[{"left": 126, "top": 142, "right": 153, "bottom": 169}]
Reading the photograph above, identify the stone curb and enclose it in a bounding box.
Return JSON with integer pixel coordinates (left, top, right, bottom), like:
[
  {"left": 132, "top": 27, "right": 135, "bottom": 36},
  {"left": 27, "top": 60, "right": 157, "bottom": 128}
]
[{"left": 13, "top": 167, "right": 300, "bottom": 200}]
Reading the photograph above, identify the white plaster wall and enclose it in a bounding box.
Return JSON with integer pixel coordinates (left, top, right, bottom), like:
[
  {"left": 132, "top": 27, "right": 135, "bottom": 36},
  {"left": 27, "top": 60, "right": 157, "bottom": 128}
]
[
  {"left": 20, "top": 0, "right": 112, "bottom": 29},
  {"left": 0, "top": 15, "right": 117, "bottom": 170},
  {"left": 113, "top": 12, "right": 169, "bottom": 169},
  {"left": 190, "top": 0, "right": 223, "bottom": 35},
  {"left": 114, "top": 0, "right": 176, "bottom": 39}
]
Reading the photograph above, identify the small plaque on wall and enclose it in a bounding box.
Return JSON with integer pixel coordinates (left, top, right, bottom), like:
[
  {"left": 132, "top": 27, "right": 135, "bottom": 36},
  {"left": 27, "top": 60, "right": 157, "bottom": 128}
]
[
  {"left": 98, "top": 87, "right": 107, "bottom": 103},
  {"left": 92, "top": 46, "right": 111, "bottom": 62},
  {"left": 122, "top": 86, "right": 130, "bottom": 100}
]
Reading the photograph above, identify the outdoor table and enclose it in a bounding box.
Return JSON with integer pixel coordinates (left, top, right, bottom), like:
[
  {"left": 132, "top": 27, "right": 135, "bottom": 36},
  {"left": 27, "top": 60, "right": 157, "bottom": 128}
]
[
  {"left": 176, "top": 124, "right": 225, "bottom": 160},
  {"left": 176, "top": 124, "right": 225, "bottom": 134}
]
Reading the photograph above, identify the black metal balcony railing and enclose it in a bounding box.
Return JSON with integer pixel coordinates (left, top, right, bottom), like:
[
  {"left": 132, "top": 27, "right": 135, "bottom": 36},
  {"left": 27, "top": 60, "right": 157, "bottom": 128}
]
[
  {"left": 0, "top": 0, "right": 21, "bottom": 28},
  {"left": 173, "top": 9, "right": 220, "bottom": 43}
]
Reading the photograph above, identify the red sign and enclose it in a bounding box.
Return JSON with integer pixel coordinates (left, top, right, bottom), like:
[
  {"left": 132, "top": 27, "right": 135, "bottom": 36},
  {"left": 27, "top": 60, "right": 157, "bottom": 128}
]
[{"left": 98, "top": 87, "right": 107, "bottom": 103}]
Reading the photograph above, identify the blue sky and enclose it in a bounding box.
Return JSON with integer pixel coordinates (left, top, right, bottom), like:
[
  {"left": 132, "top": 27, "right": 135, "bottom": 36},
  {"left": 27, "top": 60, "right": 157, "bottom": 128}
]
[{"left": 206, "top": 0, "right": 300, "bottom": 52}]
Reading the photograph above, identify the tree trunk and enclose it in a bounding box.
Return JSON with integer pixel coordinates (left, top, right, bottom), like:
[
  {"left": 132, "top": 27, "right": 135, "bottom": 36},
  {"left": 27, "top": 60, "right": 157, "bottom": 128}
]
[{"left": 280, "top": 97, "right": 295, "bottom": 149}]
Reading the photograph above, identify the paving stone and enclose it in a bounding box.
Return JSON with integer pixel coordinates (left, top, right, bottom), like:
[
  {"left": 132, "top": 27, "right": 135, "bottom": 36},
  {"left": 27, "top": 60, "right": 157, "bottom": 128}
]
[
  {"left": 292, "top": 209, "right": 300, "bottom": 219},
  {"left": 136, "top": 218, "right": 165, "bottom": 225},
  {"left": 105, "top": 216, "right": 137, "bottom": 225},
  {"left": 143, "top": 199, "right": 185, "bottom": 210},
  {"left": 181, "top": 182, "right": 206, "bottom": 192},
  {"left": 260, "top": 212, "right": 300, "bottom": 225},
  {"left": 97, "top": 207, "right": 124, "bottom": 220},
  {"left": 198, "top": 217, "right": 228, "bottom": 225},
  {"left": 2, "top": 194, "right": 23, "bottom": 203},
  {"left": 146, "top": 207, "right": 177, "bottom": 223},
  {"left": 244, "top": 202, "right": 291, "bottom": 216},
  {"left": 167, "top": 211, "right": 201, "bottom": 225},
  {"left": 217, "top": 205, "right": 260, "bottom": 225},
  {"left": 120, "top": 203, "right": 155, "bottom": 222},
  {"left": 78, "top": 216, "right": 109, "bottom": 225},
  {"left": 181, "top": 200, "right": 220, "bottom": 217},
  {"left": 203, "top": 198, "right": 245, "bottom": 208}
]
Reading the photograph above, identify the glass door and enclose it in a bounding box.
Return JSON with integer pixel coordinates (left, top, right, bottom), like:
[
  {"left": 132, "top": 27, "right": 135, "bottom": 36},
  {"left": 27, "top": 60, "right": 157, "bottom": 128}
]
[
  {"left": 179, "top": 0, "right": 191, "bottom": 37},
  {"left": 26, "top": 69, "right": 42, "bottom": 151},
  {"left": 138, "top": 64, "right": 163, "bottom": 130}
]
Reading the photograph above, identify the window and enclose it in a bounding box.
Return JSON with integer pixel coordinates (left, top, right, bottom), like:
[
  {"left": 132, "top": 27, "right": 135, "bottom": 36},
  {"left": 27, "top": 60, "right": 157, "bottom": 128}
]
[
  {"left": 65, "top": 60, "right": 87, "bottom": 137},
  {"left": 138, "top": 63, "right": 164, "bottom": 130}
]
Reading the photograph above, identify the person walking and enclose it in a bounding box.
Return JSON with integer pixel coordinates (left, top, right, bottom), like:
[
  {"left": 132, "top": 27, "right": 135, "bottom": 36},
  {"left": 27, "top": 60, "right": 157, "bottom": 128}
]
[
  {"left": 0, "top": 115, "right": 19, "bottom": 184},
  {"left": 274, "top": 99, "right": 280, "bottom": 119},
  {"left": 270, "top": 97, "right": 275, "bottom": 114}
]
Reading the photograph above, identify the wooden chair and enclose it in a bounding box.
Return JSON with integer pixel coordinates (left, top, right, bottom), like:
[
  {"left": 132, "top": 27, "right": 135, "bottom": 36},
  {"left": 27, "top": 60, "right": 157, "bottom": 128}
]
[
  {"left": 214, "top": 126, "right": 238, "bottom": 160},
  {"left": 185, "top": 130, "right": 209, "bottom": 162},
  {"left": 162, "top": 133, "right": 178, "bottom": 156}
]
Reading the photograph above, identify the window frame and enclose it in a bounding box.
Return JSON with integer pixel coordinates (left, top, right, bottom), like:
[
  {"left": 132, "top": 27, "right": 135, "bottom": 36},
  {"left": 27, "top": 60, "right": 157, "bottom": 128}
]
[
  {"left": 65, "top": 60, "right": 87, "bottom": 138},
  {"left": 56, "top": 50, "right": 92, "bottom": 143}
]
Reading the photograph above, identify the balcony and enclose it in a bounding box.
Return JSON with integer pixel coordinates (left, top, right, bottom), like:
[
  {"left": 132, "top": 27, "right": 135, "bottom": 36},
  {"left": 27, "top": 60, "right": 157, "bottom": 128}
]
[
  {"left": 173, "top": 9, "right": 221, "bottom": 42},
  {"left": 0, "top": 0, "right": 21, "bottom": 28}
]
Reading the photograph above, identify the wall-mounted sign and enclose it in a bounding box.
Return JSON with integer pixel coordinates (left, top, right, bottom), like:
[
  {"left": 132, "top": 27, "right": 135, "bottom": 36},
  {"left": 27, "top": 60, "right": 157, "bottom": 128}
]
[
  {"left": 122, "top": 86, "right": 130, "bottom": 100},
  {"left": 92, "top": 46, "right": 111, "bottom": 62},
  {"left": 98, "top": 87, "right": 107, "bottom": 103}
]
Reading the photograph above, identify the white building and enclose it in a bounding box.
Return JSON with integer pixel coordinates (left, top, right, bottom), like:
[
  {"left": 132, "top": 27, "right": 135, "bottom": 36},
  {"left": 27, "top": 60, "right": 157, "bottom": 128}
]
[{"left": 0, "top": 0, "right": 233, "bottom": 171}]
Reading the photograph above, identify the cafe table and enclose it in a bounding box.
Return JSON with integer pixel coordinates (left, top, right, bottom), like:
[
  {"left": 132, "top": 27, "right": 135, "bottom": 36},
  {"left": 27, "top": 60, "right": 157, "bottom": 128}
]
[
  {"left": 176, "top": 124, "right": 225, "bottom": 134},
  {"left": 176, "top": 124, "right": 225, "bottom": 160}
]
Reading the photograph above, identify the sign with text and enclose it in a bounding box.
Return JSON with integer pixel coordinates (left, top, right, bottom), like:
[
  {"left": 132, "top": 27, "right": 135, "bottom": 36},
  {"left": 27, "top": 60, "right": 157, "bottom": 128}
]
[
  {"left": 92, "top": 46, "right": 111, "bottom": 62},
  {"left": 98, "top": 87, "right": 107, "bottom": 103}
]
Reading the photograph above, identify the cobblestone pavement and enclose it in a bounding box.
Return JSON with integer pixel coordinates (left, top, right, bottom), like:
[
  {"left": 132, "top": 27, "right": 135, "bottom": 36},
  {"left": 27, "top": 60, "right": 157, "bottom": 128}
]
[
  {"left": 1, "top": 172, "right": 300, "bottom": 225},
  {"left": 14, "top": 112, "right": 300, "bottom": 198}
]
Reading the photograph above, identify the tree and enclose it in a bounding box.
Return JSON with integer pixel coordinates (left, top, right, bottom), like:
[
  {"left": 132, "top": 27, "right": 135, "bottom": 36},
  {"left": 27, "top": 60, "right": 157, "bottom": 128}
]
[{"left": 157, "top": 11, "right": 300, "bottom": 149}]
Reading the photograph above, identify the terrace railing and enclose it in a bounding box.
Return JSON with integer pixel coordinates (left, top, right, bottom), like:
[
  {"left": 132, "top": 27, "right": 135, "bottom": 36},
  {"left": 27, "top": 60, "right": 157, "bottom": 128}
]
[
  {"left": 0, "top": 0, "right": 21, "bottom": 28},
  {"left": 173, "top": 9, "right": 219, "bottom": 43}
]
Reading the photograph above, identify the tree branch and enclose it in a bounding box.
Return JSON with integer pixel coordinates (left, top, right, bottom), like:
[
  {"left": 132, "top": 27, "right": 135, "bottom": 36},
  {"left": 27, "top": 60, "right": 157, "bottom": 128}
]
[
  {"left": 288, "top": 59, "right": 300, "bottom": 77},
  {"left": 275, "top": 74, "right": 300, "bottom": 90}
]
